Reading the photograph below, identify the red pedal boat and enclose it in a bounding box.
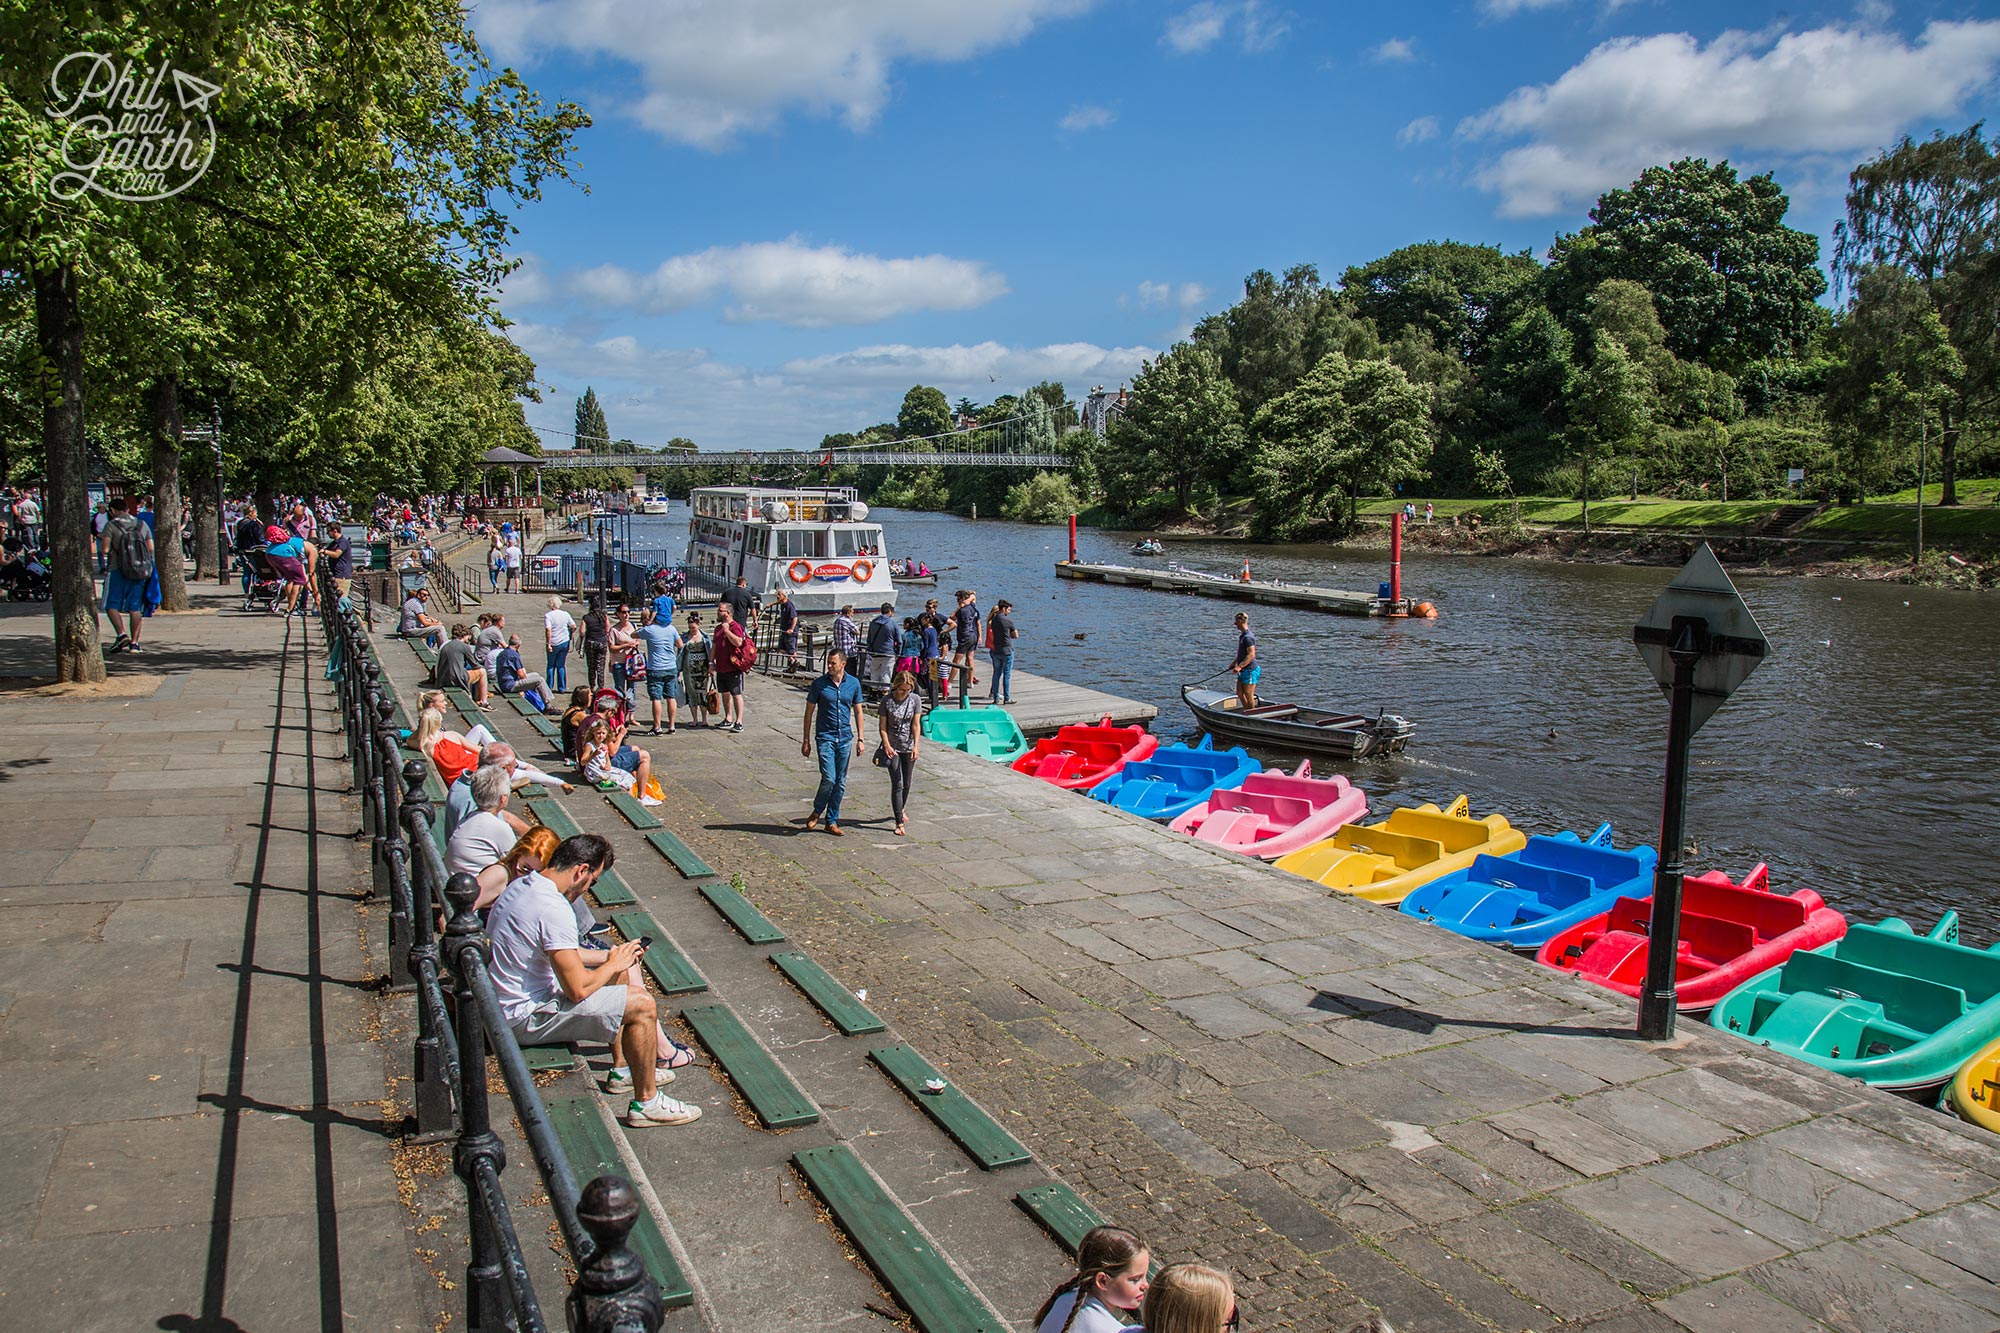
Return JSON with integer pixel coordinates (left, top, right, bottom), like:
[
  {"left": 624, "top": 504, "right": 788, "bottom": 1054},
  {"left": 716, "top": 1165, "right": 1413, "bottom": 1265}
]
[
  {"left": 1009, "top": 715, "right": 1158, "bottom": 790},
  {"left": 1534, "top": 863, "right": 1848, "bottom": 1014}
]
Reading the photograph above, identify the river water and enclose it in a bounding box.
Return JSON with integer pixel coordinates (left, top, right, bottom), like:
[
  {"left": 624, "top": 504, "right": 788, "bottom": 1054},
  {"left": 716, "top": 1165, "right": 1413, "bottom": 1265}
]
[{"left": 614, "top": 504, "right": 2000, "bottom": 939}]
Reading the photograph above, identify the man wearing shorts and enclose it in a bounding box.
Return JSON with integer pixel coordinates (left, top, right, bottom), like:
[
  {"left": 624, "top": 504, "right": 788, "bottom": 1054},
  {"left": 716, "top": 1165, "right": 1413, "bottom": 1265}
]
[
  {"left": 636, "top": 608, "right": 682, "bottom": 735},
  {"left": 1229, "top": 611, "right": 1260, "bottom": 710},
  {"left": 950, "top": 589, "right": 980, "bottom": 693},
  {"left": 711, "top": 603, "right": 751, "bottom": 733},
  {"left": 101, "top": 496, "right": 154, "bottom": 653},
  {"left": 485, "top": 834, "right": 700, "bottom": 1128}
]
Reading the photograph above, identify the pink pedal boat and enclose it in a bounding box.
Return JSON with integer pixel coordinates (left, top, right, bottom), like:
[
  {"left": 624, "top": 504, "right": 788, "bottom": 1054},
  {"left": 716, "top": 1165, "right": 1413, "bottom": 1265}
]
[{"left": 1166, "top": 759, "right": 1369, "bottom": 860}]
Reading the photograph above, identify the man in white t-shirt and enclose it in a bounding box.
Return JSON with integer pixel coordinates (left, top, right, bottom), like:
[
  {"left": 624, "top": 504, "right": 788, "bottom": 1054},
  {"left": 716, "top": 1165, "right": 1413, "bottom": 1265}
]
[
  {"left": 446, "top": 766, "right": 517, "bottom": 876},
  {"left": 484, "top": 834, "right": 701, "bottom": 1128},
  {"left": 543, "top": 595, "right": 578, "bottom": 692},
  {"left": 504, "top": 539, "right": 523, "bottom": 591}
]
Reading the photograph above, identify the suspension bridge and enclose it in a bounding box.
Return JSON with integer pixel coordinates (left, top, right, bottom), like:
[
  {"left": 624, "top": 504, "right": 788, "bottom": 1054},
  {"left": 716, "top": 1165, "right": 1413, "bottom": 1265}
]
[{"left": 532, "top": 414, "right": 1072, "bottom": 469}]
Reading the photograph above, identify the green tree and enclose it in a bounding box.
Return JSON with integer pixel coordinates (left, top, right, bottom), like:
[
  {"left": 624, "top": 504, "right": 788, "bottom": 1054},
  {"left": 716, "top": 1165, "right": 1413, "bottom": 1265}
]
[
  {"left": 1000, "top": 471, "right": 1082, "bottom": 523},
  {"left": 1249, "top": 352, "right": 1432, "bottom": 539},
  {"left": 1827, "top": 266, "right": 1960, "bottom": 515},
  {"left": 575, "top": 387, "right": 610, "bottom": 451},
  {"left": 1547, "top": 159, "right": 1827, "bottom": 371},
  {"left": 1025, "top": 380, "right": 1077, "bottom": 431},
  {"left": 1832, "top": 124, "right": 2000, "bottom": 506},
  {"left": 897, "top": 385, "right": 952, "bottom": 440},
  {"left": 1015, "top": 391, "right": 1058, "bottom": 454},
  {"left": 1566, "top": 333, "right": 1651, "bottom": 534},
  {"left": 1104, "top": 342, "right": 1242, "bottom": 513},
  {"left": 1340, "top": 241, "right": 1542, "bottom": 361},
  {"left": 1193, "top": 264, "right": 1378, "bottom": 412}
]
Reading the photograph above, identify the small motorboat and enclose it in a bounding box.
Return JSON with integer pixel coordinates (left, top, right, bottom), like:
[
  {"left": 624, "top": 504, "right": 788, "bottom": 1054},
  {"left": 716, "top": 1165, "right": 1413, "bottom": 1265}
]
[
  {"left": 1166, "top": 759, "right": 1368, "bottom": 860},
  {"left": 639, "top": 494, "right": 673, "bottom": 515},
  {"left": 1130, "top": 539, "right": 1166, "bottom": 556},
  {"left": 891, "top": 573, "right": 938, "bottom": 587},
  {"left": 1948, "top": 1029, "right": 2000, "bottom": 1132},
  {"left": 1183, "top": 687, "right": 1411, "bottom": 760},
  {"left": 1009, "top": 716, "right": 1158, "bottom": 790},
  {"left": 1707, "top": 913, "right": 2000, "bottom": 1096},
  {"left": 1398, "top": 824, "right": 1659, "bottom": 952},
  {"left": 921, "top": 704, "right": 1028, "bottom": 763},
  {"left": 1272, "top": 796, "right": 1526, "bottom": 904},
  {"left": 1087, "top": 736, "right": 1261, "bottom": 822},
  {"left": 1537, "top": 863, "right": 1848, "bottom": 1016}
]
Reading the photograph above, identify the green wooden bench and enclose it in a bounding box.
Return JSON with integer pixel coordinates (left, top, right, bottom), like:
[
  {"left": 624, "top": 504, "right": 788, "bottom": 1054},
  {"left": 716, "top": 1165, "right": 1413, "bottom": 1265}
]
[
  {"left": 522, "top": 1044, "right": 578, "bottom": 1073},
  {"left": 1014, "top": 1182, "right": 1106, "bottom": 1254},
  {"left": 443, "top": 687, "right": 482, "bottom": 719},
  {"left": 870, "top": 1045, "right": 1030, "bottom": 1170},
  {"left": 792, "top": 1145, "right": 1007, "bottom": 1333},
  {"left": 517, "top": 783, "right": 549, "bottom": 800},
  {"left": 606, "top": 790, "right": 663, "bottom": 830},
  {"left": 681, "top": 1003, "right": 817, "bottom": 1128},
  {"left": 645, "top": 829, "right": 716, "bottom": 880},
  {"left": 506, "top": 694, "right": 545, "bottom": 719},
  {"left": 520, "top": 799, "right": 636, "bottom": 906},
  {"left": 770, "top": 952, "right": 883, "bottom": 1034},
  {"left": 699, "top": 881, "right": 785, "bottom": 944},
  {"left": 608, "top": 910, "right": 706, "bottom": 994},
  {"left": 542, "top": 1096, "right": 694, "bottom": 1307},
  {"left": 523, "top": 712, "right": 564, "bottom": 740}
]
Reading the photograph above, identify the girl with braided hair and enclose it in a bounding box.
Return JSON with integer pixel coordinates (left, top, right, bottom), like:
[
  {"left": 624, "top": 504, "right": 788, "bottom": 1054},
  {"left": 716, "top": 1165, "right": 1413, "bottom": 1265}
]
[{"left": 1033, "top": 1225, "right": 1150, "bottom": 1333}]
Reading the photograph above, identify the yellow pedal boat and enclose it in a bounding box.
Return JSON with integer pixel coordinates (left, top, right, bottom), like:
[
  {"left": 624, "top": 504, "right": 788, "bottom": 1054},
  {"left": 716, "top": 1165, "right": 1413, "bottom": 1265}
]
[
  {"left": 1272, "top": 795, "right": 1527, "bottom": 904},
  {"left": 1948, "top": 1032, "right": 2000, "bottom": 1134}
]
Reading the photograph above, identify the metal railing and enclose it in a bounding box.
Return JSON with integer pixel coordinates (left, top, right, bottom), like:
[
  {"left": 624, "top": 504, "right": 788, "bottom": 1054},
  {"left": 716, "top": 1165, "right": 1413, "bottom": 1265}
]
[{"left": 318, "top": 574, "right": 665, "bottom": 1333}]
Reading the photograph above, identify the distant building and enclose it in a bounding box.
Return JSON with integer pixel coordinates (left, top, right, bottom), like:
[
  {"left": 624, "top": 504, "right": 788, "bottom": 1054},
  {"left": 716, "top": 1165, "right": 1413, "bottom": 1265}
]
[{"left": 1081, "top": 384, "right": 1130, "bottom": 439}]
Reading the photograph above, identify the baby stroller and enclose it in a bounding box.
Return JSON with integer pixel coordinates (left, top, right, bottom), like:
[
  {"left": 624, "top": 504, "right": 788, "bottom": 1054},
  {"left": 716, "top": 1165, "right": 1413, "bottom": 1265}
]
[
  {"left": 0, "top": 540, "right": 51, "bottom": 601},
  {"left": 241, "top": 546, "right": 284, "bottom": 613}
]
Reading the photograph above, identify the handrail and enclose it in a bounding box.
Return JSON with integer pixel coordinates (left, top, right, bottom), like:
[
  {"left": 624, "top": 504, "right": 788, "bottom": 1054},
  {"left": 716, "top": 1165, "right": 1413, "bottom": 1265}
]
[{"left": 316, "top": 570, "right": 665, "bottom": 1333}]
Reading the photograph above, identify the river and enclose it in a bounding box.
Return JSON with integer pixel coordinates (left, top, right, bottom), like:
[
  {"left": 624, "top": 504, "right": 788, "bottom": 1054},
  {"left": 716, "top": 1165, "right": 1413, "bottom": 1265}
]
[{"left": 608, "top": 503, "right": 2000, "bottom": 940}]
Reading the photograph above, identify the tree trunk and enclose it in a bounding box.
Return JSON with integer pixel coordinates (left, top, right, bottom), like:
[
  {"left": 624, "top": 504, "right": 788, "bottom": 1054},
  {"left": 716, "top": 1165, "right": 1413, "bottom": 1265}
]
[
  {"left": 193, "top": 481, "right": 220, "bottom": 582},
  {"left": 35, "top": 263, "right": 104, "bottom": 683},
  {"left": 254, "top": 480, "right": 276, "bottom": 530},
  {"left": 146, "top": 375, "right": 188, "bottom": 611},
  {"left": 1580, "top": 449, "right": 1592, "bottom": 537}
]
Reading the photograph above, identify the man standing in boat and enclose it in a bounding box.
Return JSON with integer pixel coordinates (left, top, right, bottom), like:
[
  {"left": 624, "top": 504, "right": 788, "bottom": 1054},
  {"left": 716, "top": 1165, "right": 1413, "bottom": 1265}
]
[{"left": 1230, "top": 611, "right": 1259, "bottom": 710}]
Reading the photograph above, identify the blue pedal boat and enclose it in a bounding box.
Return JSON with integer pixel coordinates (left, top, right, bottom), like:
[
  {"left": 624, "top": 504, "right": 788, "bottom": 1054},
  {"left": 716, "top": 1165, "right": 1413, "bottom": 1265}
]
[
  {"left": 1396, "top": 824, "right": 1659, "bottom": 952},
  {"left": 1087, "top": 736, "right": 1262, "bottom": 822}
]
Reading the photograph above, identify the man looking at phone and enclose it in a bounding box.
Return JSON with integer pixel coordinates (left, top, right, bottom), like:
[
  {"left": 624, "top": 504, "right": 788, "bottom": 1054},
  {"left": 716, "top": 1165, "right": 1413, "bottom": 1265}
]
[{"left": 485, "top": 834, "right": 702, "bottom": 1128}]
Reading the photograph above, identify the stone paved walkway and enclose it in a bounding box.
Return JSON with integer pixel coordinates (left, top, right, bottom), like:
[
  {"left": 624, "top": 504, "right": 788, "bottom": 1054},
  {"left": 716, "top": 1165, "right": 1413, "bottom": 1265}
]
[
  {"left": 0, "top": 590, "right": 432, "bottom": 1332},
  {"left": 416, "top": 589, "right": 2000, "bottom": 1333}
]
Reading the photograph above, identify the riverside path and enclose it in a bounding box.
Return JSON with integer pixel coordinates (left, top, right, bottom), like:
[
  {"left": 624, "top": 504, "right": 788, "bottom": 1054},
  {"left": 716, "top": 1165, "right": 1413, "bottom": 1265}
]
[{"left": 371, "top": 587, "right": 2000, "bottom": 1333}]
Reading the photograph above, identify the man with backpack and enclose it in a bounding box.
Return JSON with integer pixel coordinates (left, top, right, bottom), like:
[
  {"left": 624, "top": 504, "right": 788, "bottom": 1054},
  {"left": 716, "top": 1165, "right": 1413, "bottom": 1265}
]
[
  {"left": 711, "top": 603, "right": 755, "bottom": 734},
  {"left": 102, "top": 496, "right": 155, "bottom": 653}
]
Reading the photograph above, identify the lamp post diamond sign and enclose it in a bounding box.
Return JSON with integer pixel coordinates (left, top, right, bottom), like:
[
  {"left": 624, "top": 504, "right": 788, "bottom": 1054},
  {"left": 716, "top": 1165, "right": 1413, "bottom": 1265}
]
[{"left": 1629, "top": 543, "right": 1771, "bottom": 1041}]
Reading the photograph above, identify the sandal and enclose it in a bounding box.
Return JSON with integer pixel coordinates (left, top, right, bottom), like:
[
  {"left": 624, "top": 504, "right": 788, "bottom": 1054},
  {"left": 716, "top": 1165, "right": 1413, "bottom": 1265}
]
[
  {"left": 661, "top": 1042, "right": 696, "bottom": 1071},
  {"left": 894, "top": 823, "right": 906, "bottom": 837}
]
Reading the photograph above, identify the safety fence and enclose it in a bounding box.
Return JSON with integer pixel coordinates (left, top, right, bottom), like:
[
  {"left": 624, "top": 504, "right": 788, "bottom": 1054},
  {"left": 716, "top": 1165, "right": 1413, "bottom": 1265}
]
[{"left": 318, "top": 573, "right": 667, "bottom": 1333}]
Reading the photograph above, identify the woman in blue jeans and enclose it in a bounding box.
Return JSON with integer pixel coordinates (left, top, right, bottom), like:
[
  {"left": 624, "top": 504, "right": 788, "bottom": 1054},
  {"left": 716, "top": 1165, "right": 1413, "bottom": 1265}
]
[{"left": 985, "top": 599, "right": 1017, "bottom": 704}]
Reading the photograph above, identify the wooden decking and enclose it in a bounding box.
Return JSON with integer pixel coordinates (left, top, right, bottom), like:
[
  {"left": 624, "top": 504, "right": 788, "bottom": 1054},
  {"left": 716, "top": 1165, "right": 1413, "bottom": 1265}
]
[{"left": 1054, "top": 559, "right": 1384, "bottom": 615}]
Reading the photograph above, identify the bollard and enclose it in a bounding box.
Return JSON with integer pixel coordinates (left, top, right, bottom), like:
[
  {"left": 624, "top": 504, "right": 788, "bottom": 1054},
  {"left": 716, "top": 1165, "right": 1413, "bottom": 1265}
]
[{"left": 567, "top": 1175, "right": 665, "bottom": 1333}]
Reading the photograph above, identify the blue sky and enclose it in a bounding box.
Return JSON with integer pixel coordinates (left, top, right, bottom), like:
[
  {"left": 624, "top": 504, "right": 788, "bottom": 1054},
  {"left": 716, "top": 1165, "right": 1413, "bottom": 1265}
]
[{"left": 477, "top": 0, "right": 2000, "bottom": 452}]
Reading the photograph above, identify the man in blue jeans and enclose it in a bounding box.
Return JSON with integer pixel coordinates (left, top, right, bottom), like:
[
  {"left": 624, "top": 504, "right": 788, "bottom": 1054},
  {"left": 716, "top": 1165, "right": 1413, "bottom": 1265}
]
[{"left": 801, "top": 649, "right": 864, "bottom": 836}]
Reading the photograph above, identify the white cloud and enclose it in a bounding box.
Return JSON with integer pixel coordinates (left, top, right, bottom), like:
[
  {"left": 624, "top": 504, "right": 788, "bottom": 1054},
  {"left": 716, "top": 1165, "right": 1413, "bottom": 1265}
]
[
  {"left": 1397, "top": 115, "right": 1440, "bottom": 146},
  {"left": 1459, "top": 19, "right": 2000, "bottom": 216},
  {"left": 569, "top": 239, "right": 1009, "bottom": 327},
  {"left": 1133, "top": 280, "right": 1209, "bottom": 311},
  {"left": 495, "top": 253, "right": 555, "bottom": 307},
  {"left": 476, "top": 0, "right": 1098, "bottom": 149},
  {"left": 1162, "top": 1, "right": 1287, "bottom": 56},
  {"left": 1370, "top": 37, "right": 1417, "bottom": 63},
  {"left": 1163, "top": 3, "right": 1230, "bottom": 53},
  {"left": 1059, "top": 103, "right": 1117, "bottom": 132},
  {"left": 780, "top": 340, "right": 1156, "bottom": 388},
  {"left": 510, "top": 324, "right": 1155, "bottom": 449}
]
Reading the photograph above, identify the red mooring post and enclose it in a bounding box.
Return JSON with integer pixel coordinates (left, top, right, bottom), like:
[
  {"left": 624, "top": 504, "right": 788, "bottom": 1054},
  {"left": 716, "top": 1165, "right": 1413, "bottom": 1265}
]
[
  {"left": 1068, "top": 514, "right": 1078, "bottom": 563},
  {"left": 1389, "top": 510, "right": 1403, "bottom": 604}
]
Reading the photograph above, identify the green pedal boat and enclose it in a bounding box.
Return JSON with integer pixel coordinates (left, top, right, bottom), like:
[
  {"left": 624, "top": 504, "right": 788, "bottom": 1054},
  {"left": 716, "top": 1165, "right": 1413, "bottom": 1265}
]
[
  {"left": 1706, "top": 912, "right": 2000, "bottom": 1096},
  {"left": 921, "top": 704, "right": 1029, "bottom": 763}
]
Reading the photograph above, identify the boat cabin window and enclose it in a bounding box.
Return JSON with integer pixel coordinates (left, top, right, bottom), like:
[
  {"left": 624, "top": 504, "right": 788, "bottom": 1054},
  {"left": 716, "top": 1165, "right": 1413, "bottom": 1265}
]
[{"left": 774, "top": 529, "right": 823, "bottom": 559}]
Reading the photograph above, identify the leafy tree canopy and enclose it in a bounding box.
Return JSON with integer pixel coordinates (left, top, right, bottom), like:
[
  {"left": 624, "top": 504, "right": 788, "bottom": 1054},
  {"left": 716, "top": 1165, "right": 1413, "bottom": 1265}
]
[{"left": 1339, "top": 241, "right": 1542, "bottom": 361}]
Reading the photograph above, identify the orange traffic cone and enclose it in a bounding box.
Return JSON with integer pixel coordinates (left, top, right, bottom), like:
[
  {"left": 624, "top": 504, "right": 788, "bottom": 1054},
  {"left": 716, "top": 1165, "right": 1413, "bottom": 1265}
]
[{"left": 1240, "top": 559, "right": 1252, "bottom": 583}]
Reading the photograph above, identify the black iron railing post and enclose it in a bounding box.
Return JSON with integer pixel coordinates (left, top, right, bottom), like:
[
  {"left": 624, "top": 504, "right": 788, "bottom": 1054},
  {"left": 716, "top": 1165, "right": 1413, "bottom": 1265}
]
[
  {"left": 403, "top": 759, "right": 455, "bottom": 1140},
  {"left": 378, "top": 688, "right": 414, "bottom": 990},
  {"left": 568, "top": 1176, "right": 666, "bottom": 1333},
  {"left": 444, "top": 871, "right": 514, "bottom": 1330},
  {"left": 359, "top": 659, "right": 388, "bottom": 883}
]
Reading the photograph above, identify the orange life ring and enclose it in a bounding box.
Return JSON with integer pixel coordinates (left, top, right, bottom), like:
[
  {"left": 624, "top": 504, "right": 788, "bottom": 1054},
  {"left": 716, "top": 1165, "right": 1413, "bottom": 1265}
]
[
  {"left": 850, "top": 559, "right": 874, "bottom": 582},
  {"left": 787, "top": 559, "right": 813, "bottom": 584}
]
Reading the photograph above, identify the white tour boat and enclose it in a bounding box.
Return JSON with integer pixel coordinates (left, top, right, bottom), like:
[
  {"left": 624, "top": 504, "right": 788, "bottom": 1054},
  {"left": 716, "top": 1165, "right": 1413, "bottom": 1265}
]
[
  {"left": 639, "top": 493, "right": 673, "bottom": 515},
  {"left": 681, "top": 486, "right": 897, "bottom": 615}
]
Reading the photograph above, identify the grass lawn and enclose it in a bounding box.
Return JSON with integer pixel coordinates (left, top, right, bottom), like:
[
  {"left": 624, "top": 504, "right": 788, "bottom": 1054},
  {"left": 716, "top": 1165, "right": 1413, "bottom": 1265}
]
[
  {"left": 1361, "top": 496, "right": 1778, "bottom": 530},
  {"left": 1363, "top": 490, "right": 2000, "bottom": 544}
]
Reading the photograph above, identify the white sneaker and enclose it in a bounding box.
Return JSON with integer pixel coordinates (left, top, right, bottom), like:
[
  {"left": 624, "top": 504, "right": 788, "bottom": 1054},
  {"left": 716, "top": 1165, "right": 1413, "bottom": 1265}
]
[
  {"left": 638, "top": 794, "right": 663, "bottom": 806},
  {"left": 604, "top": 1065, "right": 675, "bottom": 1093},
  {"left": 625, "top": 1092, "right": 701, "bottom": 1127}
]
